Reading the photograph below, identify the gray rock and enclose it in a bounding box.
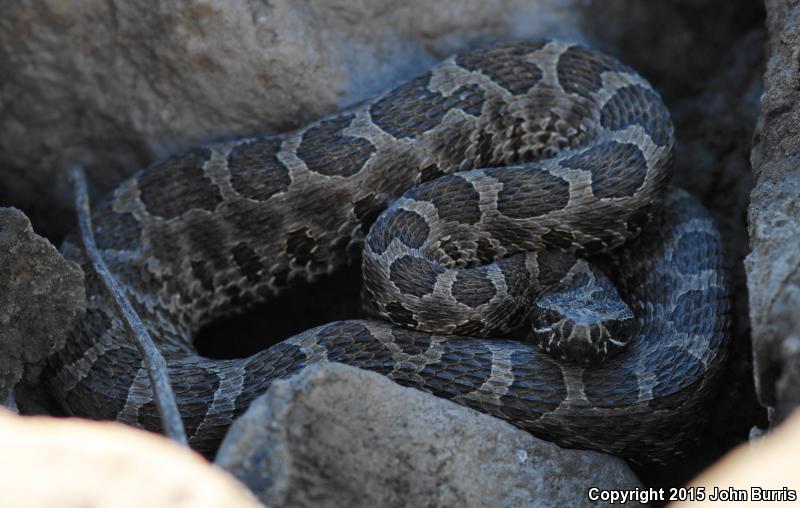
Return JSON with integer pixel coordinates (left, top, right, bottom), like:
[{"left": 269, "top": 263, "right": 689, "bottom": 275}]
[
  {"left": 747, "top": 0, "right": 800, "bottom": 423},
  {"left": 0, "top": 0, "right": 588, "bottom": 239},
  {"left": 0, "top": 208, "right": 85, "bottom": 401},
  {"left": 216, "top": 363, "right": 643, "bottom": 508}
]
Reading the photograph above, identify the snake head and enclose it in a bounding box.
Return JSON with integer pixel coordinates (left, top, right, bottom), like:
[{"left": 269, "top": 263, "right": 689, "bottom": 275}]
[{"left": 530, "top": 258, "right": 635, "bottom": 364}]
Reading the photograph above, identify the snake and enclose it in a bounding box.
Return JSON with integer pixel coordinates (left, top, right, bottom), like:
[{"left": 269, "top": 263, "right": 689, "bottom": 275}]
[{"left": 47, "top": 39, "right": 730, "bottom": 464}]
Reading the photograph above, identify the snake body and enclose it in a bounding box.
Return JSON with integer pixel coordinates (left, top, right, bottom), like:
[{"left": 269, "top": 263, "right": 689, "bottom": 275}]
[{"left": 49, "top": 39, "right": 729, "bottom": 463}]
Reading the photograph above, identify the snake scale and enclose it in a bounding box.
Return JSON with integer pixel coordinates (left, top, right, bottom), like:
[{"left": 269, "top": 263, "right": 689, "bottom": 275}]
[{"left": 48, "top": 39, "right": 729, "bottom": 464}]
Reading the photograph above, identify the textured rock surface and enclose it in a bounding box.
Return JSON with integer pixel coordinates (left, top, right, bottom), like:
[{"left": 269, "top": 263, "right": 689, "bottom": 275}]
[
  {"left": 0, "top": 0, "right": 588, "bottom": 240},
  {"left": 216, "top": 363, "right": 643, "bottom": 508},
  {"left": 747, "top": 0, "right": 800, "bottom": 424},
  {"left": 0, "top": 408, "right": 263, "bottom": 508},
  {"left": 0, "top": 208, "right": 85, "bottom": 401}
]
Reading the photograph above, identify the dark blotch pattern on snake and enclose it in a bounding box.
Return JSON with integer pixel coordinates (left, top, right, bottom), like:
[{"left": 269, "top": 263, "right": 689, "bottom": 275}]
[{"left": 48, "top": 39, "right": 729, "bottom": 464}]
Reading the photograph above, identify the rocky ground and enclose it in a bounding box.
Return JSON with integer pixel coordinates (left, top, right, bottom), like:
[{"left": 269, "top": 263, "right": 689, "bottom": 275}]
[{"left": 1, "top": 0, "right": 795, "bottom": 507}]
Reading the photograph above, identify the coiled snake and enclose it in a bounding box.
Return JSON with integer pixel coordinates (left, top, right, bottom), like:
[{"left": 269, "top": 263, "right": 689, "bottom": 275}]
[{"left": 49, "top": 39, "right": 729, "bottom": 464}]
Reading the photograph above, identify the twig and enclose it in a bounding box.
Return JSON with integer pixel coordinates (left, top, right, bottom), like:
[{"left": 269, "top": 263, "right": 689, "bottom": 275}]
[{"left": 69, "top": 164, "right": 188, "bottom": 446}]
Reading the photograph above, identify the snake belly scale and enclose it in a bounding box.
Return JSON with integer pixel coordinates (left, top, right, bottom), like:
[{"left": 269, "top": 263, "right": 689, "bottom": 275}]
[{"left": 49, "top": 39, "right": 729, "bottom": 463}]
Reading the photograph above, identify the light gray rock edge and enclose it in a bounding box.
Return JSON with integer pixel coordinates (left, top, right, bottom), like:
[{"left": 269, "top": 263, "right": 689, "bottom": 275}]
[{"left": 216, "top": 362, "right": 643, "bottom": 508}]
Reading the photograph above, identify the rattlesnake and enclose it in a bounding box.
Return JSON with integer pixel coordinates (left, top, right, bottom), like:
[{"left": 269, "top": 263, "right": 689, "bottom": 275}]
[{"left": 49, "top": 39, "right": 729, "bottom": 464}]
